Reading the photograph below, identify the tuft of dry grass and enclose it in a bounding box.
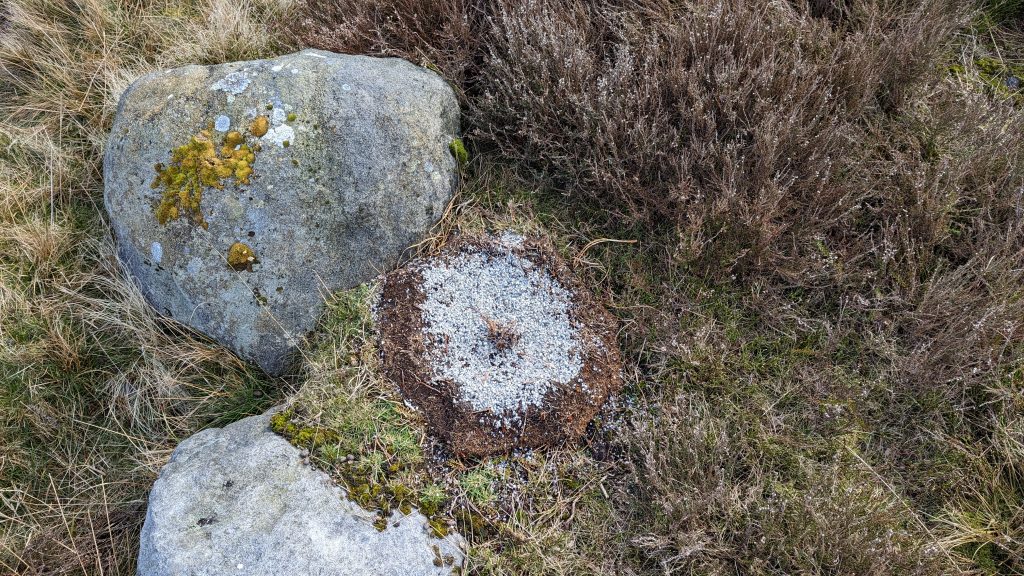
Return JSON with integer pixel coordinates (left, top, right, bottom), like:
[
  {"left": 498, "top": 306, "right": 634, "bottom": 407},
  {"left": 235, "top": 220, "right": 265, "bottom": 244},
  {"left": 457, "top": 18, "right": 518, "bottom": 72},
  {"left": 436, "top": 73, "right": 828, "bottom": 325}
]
[{"left": 0, "top": 1, "right": 296, "bottom": 573}]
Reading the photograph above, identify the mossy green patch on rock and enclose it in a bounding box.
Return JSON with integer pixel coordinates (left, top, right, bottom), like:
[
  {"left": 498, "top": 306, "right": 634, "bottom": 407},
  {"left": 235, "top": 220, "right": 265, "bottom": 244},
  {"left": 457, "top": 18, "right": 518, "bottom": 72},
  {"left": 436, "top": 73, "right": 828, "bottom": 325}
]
[
  {"left": 268, "top": 286, "right": 446, "bottom": 528},
  {"left": 151, "top": 127, "right": 257, "bottom": 228},
  {"left": 448, "top": 138, "right": 468, "bottom": 167}
]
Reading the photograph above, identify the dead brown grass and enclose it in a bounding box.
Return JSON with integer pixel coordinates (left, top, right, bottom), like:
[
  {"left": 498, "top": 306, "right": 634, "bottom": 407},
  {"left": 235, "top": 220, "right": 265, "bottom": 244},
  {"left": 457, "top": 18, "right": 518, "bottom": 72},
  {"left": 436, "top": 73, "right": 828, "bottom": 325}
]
[{"left": 0, "top": 1, "right": 296, "bottom": 573}]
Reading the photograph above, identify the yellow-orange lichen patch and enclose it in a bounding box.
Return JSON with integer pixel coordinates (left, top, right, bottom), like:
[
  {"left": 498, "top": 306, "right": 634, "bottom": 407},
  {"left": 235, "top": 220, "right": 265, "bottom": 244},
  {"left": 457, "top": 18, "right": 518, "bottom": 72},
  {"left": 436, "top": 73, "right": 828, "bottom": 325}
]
[
  {"left": 227, "top": 241, "right": 257, "bottom": 271},
  {"left": 250, "top": 116, "right": 269, "bottom": 137}
]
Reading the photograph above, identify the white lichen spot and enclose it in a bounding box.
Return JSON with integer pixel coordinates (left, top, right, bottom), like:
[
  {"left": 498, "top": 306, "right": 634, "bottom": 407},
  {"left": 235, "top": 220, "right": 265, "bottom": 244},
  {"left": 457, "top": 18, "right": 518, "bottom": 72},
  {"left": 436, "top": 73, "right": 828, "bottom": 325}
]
[
  {"left": 342, "top": 83, "right": 352, "bottom": 91},
  {"left": 214, "top": 115, "right": 231, "bottom": 132},
  {"left": 424, "top": 160, "right": 435, "bottom": 174},
  {"left": 271, "top": 64, "right": 283, "bottom": 72},
  {"left": 270, "top": 107, "right": 287, "bottom": 125},
  {"left": 291, "top": 68, "right": 299, "bottom": 74},
  {"left": 150, "top": 241, "right": 163, "bottom": 264},
  {"left": 305, "top": 52, "right": 326, "bottom": 59},
  {"left": 263, "top": 124, "right": 295, "bottom": 148},
  {"left": 166, "top": 94, "right": 174, "bottom": 100},
  {"left": 210, "top": 71, "right": 251, "bottom": 95}
]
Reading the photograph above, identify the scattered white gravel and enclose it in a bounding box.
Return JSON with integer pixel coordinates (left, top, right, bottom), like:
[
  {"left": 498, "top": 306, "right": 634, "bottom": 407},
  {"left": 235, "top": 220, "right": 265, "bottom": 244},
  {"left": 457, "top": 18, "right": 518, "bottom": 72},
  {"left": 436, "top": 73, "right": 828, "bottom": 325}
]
[{"left": 417, "top": 248, "right": 583, "bottom": 424}]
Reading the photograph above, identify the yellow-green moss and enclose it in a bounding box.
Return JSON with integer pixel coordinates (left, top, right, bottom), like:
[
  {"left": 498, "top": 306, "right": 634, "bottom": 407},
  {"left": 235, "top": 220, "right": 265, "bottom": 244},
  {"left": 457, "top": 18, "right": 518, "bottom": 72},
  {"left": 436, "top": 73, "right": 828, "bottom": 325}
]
[
  {"left": 286, "top": 112, "right": 297, "bottom": 122},
  {"left": 266, "top": 289, "right": 467, "bottom": 538},
  {"left": 269, "top": 410, "right": 339, "bottom": 449},
  {"left": 949, "top": 56, "right": 1024, "bottom": 104},
  {"left": 151, "top": 127, "right": 256, "bottom": 227},
  {"left": 250, "top": 116, "right": 269, "bottom": 137},
  {"left": 449, "top": 138, "right": 468, "bottom": 167},
  {"left": 227, "top": 241, "right": 257, "bottom": 271},
  {"left": 428, "top": 517, "right": 449, "bottom": 538}
]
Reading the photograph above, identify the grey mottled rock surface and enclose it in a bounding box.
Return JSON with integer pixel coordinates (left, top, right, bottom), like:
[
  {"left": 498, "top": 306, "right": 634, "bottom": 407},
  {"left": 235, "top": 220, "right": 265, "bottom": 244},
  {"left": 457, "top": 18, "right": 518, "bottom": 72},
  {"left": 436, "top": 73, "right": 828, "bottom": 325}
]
[
  {"left": 137, "top": 410, "right": 464, "bottom": 576},
  {"left": 104, "top": 49, "right": 459, "bottom": 374}
]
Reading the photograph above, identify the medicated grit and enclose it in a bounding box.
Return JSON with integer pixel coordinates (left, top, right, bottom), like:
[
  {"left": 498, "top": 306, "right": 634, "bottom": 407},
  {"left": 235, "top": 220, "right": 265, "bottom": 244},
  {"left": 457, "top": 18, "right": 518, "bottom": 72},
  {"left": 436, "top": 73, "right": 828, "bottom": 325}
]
[{"left": 417, "top": 250, "right": 583, "bottom": 425}]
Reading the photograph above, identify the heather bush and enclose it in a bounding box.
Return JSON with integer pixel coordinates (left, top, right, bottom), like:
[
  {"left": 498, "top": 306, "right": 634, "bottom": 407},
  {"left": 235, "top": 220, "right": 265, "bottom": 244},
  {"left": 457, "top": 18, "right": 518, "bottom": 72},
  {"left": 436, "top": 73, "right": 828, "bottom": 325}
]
[{"left": 296, "top": 0, "right": 1024, "bottom": 573}]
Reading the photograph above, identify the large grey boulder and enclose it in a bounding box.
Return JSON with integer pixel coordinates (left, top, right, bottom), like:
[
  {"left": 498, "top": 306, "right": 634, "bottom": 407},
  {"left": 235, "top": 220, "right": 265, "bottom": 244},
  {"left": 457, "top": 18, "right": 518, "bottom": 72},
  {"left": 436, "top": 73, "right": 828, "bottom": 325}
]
[
  {"left": 137, "top": 410, "right": 465, "bottom": 575},
  {"left": 104, "top": 50, "right": 460, "bottom": 374}
]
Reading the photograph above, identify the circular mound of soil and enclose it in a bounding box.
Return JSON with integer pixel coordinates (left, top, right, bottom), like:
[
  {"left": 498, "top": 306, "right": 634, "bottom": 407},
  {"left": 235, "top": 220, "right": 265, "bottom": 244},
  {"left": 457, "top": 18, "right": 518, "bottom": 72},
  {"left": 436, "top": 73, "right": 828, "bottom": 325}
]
[{"left": 377, "top": 233, "right": 622, "bottom": 457}]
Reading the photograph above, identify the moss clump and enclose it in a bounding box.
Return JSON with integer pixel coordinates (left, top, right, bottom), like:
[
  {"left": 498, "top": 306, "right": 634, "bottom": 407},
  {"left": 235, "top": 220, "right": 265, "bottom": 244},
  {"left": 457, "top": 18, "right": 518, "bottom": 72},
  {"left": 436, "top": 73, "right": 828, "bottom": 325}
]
[
  {"left": 286, "top": 112, "right": 297, "bottom": 122},
  {"left": 151, "top": 127, "right": 256, "bottom": 227},
  {"left": 226, "top": 241, "right": 257, "bottom": 271},
  {"left": 267, "top": 287, "right": 455, "bottom": 531},
  {"left": 449, "top": 138, "right": 468, "bottom": 167},
  {"left": 269, "top": 409, "right": 340, "bottom": 449},
  {"left": 428, "top": 517, "right": 449, "bottom": 538},
  {"left": 223, "top": 130, "right": 244, "bottom": 147},
  {"left": 250, "top": 116, "right": 269, "bottom": 137},
  {"left": 950, "top": 56, "right": 1024, "bottom": 104}
]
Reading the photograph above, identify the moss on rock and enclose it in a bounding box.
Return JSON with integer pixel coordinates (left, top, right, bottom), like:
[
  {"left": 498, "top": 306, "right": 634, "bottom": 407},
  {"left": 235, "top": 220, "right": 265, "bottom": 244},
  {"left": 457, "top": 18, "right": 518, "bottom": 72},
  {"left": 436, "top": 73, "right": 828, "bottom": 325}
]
[
  {"left": 448, "top": 138, "right": 468, "bottom": 167},
  {"left": 227, "top": 241, "right": 257, "bottom": 271},
  {"left": 250, "top": 115, "right": 269, "bottom": 137},
  {"left": 151, "top": 126, "right": 257, "bottom": 228}
]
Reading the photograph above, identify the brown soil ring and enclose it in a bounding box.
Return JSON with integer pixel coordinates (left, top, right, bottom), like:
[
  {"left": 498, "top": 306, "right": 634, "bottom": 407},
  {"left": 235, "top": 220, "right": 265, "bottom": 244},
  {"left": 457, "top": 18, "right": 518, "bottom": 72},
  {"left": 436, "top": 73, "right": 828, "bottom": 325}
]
[{"left": 377, "top": 234, "right": 622, "bottom": 457}]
